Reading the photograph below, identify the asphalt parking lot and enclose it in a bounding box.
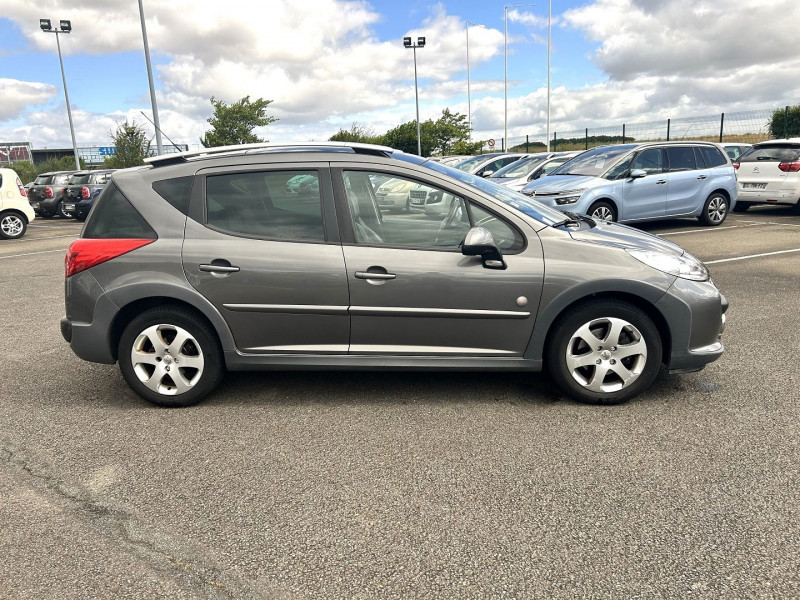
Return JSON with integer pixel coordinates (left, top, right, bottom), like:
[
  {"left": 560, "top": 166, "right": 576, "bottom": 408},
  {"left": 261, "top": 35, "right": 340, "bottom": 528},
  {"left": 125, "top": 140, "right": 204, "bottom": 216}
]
[{"left": 1, "top": 207, "right": 798, "bottom": 598}]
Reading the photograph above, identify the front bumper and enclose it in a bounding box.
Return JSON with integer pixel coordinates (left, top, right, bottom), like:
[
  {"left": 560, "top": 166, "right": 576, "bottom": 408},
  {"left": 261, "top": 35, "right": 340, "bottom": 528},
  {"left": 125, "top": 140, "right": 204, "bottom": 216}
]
[{"left": 656, "top": 277, "right": 728, "bottom": 372}]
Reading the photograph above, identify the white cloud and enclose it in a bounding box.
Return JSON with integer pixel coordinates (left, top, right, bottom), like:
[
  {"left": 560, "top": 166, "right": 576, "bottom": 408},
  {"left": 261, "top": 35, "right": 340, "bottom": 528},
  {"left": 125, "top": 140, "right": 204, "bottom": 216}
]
[{"left": 0, "top": 79, "right": 56, "bottom": 120}]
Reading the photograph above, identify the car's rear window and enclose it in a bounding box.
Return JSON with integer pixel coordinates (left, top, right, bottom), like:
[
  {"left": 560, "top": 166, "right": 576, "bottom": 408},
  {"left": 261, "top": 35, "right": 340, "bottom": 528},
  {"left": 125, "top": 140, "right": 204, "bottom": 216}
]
[
  {"left": 34, "top": 175, "right": 51, "bottom": 184},
  {"left": 740, "top": 144, "right": 800, "bottom": 162},
  {"left": 71, "top": 174, "right": 91, "bottom": 185},
  {"left": 83, "top": 183, "right": 157, "bottom": 239}
]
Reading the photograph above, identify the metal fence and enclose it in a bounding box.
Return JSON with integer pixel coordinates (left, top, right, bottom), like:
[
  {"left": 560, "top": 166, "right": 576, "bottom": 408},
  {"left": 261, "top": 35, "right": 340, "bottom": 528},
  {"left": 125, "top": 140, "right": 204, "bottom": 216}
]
[{"left": 492, "top": 107, "right": 785, "bottom": 153}]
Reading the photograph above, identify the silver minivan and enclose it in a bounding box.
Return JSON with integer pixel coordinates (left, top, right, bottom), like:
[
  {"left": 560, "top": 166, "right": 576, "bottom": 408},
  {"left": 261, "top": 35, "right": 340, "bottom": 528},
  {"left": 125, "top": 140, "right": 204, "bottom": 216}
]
[
  {"left": 521, "top": 142, "right": 738, "bottom": 226},
  {"left": 61, "top": 143, "right": 727, "bottom": 407}
]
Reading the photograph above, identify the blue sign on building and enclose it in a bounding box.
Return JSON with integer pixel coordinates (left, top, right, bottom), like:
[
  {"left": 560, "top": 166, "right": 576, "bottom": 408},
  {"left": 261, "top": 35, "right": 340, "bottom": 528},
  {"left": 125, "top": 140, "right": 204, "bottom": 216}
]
[{"left": 98, "top": 147, "right": 116, "bottom": 156}]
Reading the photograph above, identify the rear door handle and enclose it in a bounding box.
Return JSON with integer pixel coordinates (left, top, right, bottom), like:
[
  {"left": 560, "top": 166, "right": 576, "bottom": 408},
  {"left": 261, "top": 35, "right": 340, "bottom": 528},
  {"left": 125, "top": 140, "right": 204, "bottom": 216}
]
[
  {"left": 697, "top": 175, "right": 708, "bottom": 179},
  {"left": 656, "top": 179, "right": 667, "bottom": 184},
  {"left": 200, "top": 262, "right": 240, "bottom": 274},
  {"left": 355, "top": 271, "right": 396, "bottom": 280}
]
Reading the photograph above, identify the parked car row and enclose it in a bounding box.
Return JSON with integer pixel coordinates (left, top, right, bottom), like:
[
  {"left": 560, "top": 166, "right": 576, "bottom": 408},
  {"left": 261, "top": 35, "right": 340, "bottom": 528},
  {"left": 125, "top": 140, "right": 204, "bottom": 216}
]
[{"left": 29, "top": 169, "right": 115, "bottom": 221}]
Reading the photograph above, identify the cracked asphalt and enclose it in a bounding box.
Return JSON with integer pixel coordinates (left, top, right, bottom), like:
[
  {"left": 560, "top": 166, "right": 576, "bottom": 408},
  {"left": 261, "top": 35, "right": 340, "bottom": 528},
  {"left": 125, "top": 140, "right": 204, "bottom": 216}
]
[{"left": 1, "top": 207, "right": 798, "bottom": 598}]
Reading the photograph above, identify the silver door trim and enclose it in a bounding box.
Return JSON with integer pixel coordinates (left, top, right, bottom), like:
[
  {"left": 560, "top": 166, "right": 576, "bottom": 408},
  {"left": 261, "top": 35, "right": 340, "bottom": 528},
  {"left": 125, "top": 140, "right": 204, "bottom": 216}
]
[
  {"left": 349, "top": 306, "right": 530, "bottom": 319},
  {"left": 223, "top": 303, "right": 348, "bottom": 315}
]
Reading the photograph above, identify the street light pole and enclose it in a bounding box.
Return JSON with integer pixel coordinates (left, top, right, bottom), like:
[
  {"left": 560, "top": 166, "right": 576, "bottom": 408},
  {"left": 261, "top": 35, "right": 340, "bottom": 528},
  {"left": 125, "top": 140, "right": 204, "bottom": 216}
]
[
  {"left": 546, "top": 0, "right": 551, "bottom": 151},
  {"left": 504, "top": 4, "right": 536, "bottom": 151},
  {"left": 40, "top": 19, "right": 80, "bottom": 170},
  {"left": 138, "top": 0, "right": 163, "bottom": 156},
  {"left": 404, "top": 36, "right": 426, "bottom": 156},
  {"left": 466, "top": 21, "right": 487, "bottom": 142}
]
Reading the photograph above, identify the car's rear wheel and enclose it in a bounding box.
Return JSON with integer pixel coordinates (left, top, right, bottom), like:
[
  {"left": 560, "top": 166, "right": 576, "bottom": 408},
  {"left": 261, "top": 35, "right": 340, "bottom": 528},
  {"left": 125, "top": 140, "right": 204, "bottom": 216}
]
[
  {"left": 698, "top": 192, "right": 728, "bottom": 226},
  {"left": 118, "top": 307, "right": 224, "bottom": 407},
  {"left": 57, "top": 201, "right": 73, "bottom": 219},
  {"left": 587, "top": 201, "right": 617, "bottom": 222},
  {"left": 546, "top": 300, "right": 662, "bottom": 404},
  {"left": 0, "top": 212, "right": 27, "bottom": 239}
]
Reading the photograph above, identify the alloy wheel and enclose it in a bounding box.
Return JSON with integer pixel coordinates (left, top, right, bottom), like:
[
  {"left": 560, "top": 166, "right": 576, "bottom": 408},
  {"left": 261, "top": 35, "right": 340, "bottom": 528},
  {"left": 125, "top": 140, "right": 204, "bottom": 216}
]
[
  {"left": 1, "top": 214, "right": 24, "bottom": 238},
  {"left": 130, "top": 324, "right": 204, "bottom": 396}
]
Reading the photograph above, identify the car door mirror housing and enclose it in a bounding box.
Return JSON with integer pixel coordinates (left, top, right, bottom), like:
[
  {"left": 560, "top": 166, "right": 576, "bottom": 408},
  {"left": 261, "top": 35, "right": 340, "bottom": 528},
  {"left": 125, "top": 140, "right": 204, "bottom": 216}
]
[
  {"left": 461, "top": 227, "right": 506, "bottom": 269},
  {"left": 630, "top": 169, "right": 647, "bottom": 179},
  {"left": 481, "top": 170, "right": 494, "bottom": 178}
]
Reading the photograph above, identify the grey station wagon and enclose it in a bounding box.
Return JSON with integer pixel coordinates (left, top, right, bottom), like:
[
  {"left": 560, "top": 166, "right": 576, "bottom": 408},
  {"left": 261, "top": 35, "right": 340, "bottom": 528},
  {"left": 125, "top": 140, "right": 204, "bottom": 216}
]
[{"left": 61, "top": 143, "right": 728, "bottom": 407}]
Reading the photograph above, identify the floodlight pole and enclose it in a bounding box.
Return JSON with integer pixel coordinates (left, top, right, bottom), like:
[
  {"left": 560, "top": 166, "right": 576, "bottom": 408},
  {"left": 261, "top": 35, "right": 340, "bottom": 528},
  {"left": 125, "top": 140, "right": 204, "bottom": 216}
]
[
  {"left": 466, "top": 22, "right": 487, "bottom": 142},
  {"left": 41, "top": 21, "right": 80, "bottom": 170},
  {"left": 504, "top": 4, "right": 536, "bottom": 151},
  {"left": 138, "top": 0, "right": 163, "bottom": 156},
  {"left": 404, "top": 36, "right": 426, "bottom": 156}
]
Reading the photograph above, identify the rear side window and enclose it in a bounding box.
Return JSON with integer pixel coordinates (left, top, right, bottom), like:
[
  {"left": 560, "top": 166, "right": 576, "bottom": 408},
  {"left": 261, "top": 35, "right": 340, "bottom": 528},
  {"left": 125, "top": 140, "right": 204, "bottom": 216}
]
[
  {"left": 699, "top": 146, "right": 727, "bottom": 168},
  {"left": 205, "top": 170, "right": 325, "bottom": 241},
  {"left": 153, "top": 176, "right": 192, "bottom": 215},
  {"left": 83, "top": 183, "right": 156, "bottom": 239},
  {"left": 666, "top": 147, "right": 696, "bottom": 171},
  {"left": 740, "top": 145, "right": 800, "bottom": 162}
]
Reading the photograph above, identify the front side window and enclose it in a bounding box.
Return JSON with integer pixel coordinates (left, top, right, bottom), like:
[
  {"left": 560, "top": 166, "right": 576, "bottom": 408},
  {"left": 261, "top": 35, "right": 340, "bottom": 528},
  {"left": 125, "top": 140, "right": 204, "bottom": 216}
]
[
  {"left": 205, "top": 170, "right": 324, "bottom": 241},
  {"left": 632, "top": 148, "right": 664, "bottom": 175},
  {"left": 666, "top": 147, "right": 697, "bottom": 171}
]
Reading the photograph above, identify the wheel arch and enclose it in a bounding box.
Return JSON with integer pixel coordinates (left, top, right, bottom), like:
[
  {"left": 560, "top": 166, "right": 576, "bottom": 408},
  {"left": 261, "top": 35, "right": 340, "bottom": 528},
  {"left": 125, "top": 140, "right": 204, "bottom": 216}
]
[
  {"left": 0, "top": 208, "right": 30, "bottom": 224},
  {"left": 709, "top": 188, "right": 731, "bottom": 201},
  {"left": 526, "top": 284, "right": 673, "bottom": 365},
  {"left": 587, "top": 197, "right": 619, "bottom": 219}
]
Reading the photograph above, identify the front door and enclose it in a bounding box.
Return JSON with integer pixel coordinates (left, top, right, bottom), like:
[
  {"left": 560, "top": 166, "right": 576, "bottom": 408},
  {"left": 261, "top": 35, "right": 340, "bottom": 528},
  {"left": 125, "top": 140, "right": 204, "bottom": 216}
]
[
  {"left": 336, "top": 169, "right": 543, "bottom": 356},
  {"left": 182, "top": 165, "right": 350, "bottom": 354},
  {"left": 621, "top": 147, "right": 667, "bottom": 221}
]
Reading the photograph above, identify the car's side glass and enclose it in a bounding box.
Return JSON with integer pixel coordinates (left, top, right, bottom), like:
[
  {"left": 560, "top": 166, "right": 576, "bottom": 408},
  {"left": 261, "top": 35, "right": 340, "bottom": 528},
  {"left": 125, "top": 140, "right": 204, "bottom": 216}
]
[
  {"left": 470, "top": 203, "right": 524, "bottom": 251},
  {"left": 666, "top": 147, "right": 697, "bottom": 171},
  {"left": 632, "top": 148, "right": 664, "bottom": 174},
  {"left": 606, "top": 156, "right": 634, "bottom": 180},
  {"left": 205, "top": 170, "right": 324, "bottom": 241},
  {"left": 343, "top": 170, "right": 470, "bottom": 249},
  {"left": 83, "top": 183, "right": 156, "bottom": 239}
]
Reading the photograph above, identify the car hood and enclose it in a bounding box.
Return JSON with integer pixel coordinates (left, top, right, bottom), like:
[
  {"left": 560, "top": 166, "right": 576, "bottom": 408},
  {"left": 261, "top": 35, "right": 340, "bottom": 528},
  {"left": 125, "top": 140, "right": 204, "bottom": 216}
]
[
  {"left": 522, "top": 174, "right": 601, "bottom": 194},
  {"left": 569, "top": 219, "right": 684, "bottom": 256}
]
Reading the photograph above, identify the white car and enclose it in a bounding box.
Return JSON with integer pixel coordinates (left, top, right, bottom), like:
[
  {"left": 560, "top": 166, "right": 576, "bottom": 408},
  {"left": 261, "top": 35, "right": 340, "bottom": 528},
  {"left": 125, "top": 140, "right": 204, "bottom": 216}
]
[
  {"left": 0, "top": 167, "right": 36, "bottom": 239},
  {"left": 452, "top": 153, "right": 528, "bottom": 177},
  {"left": 734, "top": 138, "right": 800, "bottom": 212},
  {"left": 374, "top": 177, "right": 417, "bottom": 212},
  {"left": 489, "top": 151, "right": 581, "bottom": 192},
  {"left": 720, "top": 142, "right": 753, "bottom": 162}
]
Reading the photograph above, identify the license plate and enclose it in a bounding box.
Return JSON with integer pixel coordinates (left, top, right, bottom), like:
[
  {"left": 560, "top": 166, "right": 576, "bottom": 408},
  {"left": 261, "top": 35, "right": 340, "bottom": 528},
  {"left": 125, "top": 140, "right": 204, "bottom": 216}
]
[
  {"left": 411, "top": 198, "right": 425, "bottom": 205},
  {"left": 742, "top": 183, "right": 766, "bottom": 189},
  {"left": 63, "top": 203, "right": 75, "bottom": 211}
]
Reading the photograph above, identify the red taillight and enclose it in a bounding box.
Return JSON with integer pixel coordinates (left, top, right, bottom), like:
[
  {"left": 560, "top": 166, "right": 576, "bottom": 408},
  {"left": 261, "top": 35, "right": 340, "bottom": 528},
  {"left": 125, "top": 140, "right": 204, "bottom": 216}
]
[
  {"left": 16, "top": 177, "right": 26, "bottom": 197},
  {"left": 65, "top": 238, "right": 155, "bottom": 278},
  {"left": 81, "top": 186, "right": 90, "bottom": 199},
  {"left": 778, "top": 160, "right": 800, "bottom": 172},
  {"left": 732, "top": 161, "right": 739, "bottom": 170},
  {"left": 45, "top": 186, "right": 53, "bottom": 198}
]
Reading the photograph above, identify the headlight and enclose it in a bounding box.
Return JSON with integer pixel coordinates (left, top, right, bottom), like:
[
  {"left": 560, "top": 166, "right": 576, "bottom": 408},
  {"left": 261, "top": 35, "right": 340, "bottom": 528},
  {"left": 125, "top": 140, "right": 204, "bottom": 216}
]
[
  {"left": 555, "top": 188, "right": 586, "bottom": 205},
  {"left": 626, "top": 249, "right": 709, "bottom": 281}
]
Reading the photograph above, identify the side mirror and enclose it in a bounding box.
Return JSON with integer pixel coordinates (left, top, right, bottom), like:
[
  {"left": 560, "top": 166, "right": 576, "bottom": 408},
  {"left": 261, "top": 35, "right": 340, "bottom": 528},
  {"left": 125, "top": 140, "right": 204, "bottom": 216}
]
[
  {"left": 481, "top": 170, "right": 494, "bottom": 178},
  {"left": 630, "top": 169, "right": 647, "bottom": 179},
  {"left": 461, "top": 227, "right": 506, "bottom": 270}
]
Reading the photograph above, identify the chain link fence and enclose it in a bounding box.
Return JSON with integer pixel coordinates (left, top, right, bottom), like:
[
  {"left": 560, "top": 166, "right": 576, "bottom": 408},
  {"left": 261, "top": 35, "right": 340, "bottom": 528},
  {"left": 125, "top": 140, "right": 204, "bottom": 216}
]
[{"left": 494, "top": 107, "right": 783, "bottom": 154}]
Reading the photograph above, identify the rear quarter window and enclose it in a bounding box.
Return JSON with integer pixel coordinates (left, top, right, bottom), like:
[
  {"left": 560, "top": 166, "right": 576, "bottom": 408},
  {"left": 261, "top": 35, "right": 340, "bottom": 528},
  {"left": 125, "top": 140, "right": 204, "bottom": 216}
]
[
  {"left": 152, "top": 176, "right": 193, "bottom": 214},
  {"left": 699, "top": 146, "right": 728, "bottom": 168},
  {"left": 82, "top": 183, "right": 157, "bottom": 239}
]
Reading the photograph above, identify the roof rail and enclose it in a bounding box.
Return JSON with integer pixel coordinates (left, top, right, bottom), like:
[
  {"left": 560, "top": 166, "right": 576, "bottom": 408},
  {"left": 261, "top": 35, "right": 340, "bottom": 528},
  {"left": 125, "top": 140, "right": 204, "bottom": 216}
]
[{"left": 144, "top": 141, "right": 396, "bottom": 166}]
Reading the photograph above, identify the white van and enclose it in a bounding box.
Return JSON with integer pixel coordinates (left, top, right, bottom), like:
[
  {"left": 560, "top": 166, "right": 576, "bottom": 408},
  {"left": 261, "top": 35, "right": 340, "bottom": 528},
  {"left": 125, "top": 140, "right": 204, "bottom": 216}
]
[{"left": 0, "top": 167, "right": 36, "bottom": 239}]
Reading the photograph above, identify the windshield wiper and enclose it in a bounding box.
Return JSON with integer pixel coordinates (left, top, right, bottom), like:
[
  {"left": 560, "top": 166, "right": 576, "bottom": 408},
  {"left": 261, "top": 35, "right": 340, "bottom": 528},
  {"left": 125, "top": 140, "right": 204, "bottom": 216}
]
[{"left": 552, "top": 211, "right": 596, "bottom": 229}]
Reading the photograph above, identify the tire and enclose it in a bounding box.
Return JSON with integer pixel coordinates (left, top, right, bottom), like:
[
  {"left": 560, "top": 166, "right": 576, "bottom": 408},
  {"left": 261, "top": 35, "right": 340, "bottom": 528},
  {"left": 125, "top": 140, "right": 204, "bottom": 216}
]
[
  {"left": 75, "top": 214, "right": 87, "bottom": 222},
  {"left": 57, "top": 201, "right": 73, "bottom": 219},
  {"left": 587, "top": 201, "right": 617, "bottom": 222},
  {"left": 546, "top": 300, "right": 662, "bottom": 405},
  {"left": 698, "top": 193, "right": 729, "bottom": 226},
  {"left": 0, "top": 212, "right": 27, "bottom": 239},
  {"left": 118, "top": 307, "right": 224, "bottom": 407},
  {"left": 732, "top": 202, "right": 751, "bottom": 213}
]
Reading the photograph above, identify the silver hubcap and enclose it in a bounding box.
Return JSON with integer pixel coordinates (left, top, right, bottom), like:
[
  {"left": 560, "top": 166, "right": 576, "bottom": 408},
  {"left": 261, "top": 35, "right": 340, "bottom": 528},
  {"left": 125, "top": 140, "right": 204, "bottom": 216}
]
[
  {"left": 1, "top": 215, "right": 23, "bottom": 237},
  {"left": 565, "top": 317, "right": 647, "bottom": 393},
  {"left": 592, "top": 206, "right": 613, "bottom": 221},
  {"left": 707, "top": 196, "right": 727, "bottom": 223},
  {"left": 131, "top": 324, "right": 204, "bottom": 395}
]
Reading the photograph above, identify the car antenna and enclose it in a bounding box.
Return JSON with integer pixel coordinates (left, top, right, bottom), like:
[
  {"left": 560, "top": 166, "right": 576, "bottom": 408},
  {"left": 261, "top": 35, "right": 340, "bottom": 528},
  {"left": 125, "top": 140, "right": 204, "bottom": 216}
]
[{"left": 139, "top": 111, "right": 183, "bottom": 153}]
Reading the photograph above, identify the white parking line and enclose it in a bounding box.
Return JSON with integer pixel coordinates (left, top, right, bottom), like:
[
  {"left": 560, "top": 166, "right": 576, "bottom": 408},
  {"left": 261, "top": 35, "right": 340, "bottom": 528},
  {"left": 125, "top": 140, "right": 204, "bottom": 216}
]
[
  {"left": 0, "top": 248, "right": 68, "bottom": 260},
  {"left": 659, "top": 225, "right": 739, "bottom": 236},
  {"left": 14, "top": 234, "right": 78, "bottom": 242},
  {"left": 706, "top": 248, "right": 800, "bottom": 264}
]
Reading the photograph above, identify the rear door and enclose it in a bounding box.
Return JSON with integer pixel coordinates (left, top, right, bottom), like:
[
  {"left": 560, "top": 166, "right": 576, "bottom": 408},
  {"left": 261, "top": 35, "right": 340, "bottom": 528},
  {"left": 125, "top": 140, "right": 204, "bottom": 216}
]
[
  {"left": 334, "top": 167, "right": 543, "bottom": 357},
  {"left": 664, "top": 146, "right": 706, "bottom": 216},
  {"left": 182, "top": 163, "right": 350, "bottom": 354}
]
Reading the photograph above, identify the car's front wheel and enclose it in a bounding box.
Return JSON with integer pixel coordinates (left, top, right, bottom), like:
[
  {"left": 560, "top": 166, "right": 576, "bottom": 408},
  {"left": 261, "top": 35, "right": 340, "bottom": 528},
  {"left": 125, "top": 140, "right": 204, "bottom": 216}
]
[
  {"left": 587, "top": 201, "right": 617, "bottom": 222},
  {"left": 546, "top": 300, "right": 662, "bottom": 404},
  {"left": 698, "top": 193, "right": 728, "bottom": 226},
  {"left": 0, "top": 212, "right": 27, "bottom": 239},
  {"left": 118, "top": 307, "right": 224, "bottom": 407}
]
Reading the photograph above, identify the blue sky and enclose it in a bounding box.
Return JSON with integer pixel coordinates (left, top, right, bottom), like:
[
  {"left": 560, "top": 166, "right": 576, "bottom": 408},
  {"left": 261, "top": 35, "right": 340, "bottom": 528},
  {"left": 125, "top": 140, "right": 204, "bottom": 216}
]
[{"left": 1, "top": 1, "right": 796, "bottom": 150}]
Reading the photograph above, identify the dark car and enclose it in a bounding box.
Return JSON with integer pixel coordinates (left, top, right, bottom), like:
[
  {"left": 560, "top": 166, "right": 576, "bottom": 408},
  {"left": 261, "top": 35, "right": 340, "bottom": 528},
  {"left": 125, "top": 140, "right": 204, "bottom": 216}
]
[
  {"left": 28, "top": 170, "right": 79, "bottom": 218},
  {"left": 62, "top": 170, "right": 115, "bottom": 221},
  {"left": 61, "top": 142, "right": 727, "bottom": 408}
]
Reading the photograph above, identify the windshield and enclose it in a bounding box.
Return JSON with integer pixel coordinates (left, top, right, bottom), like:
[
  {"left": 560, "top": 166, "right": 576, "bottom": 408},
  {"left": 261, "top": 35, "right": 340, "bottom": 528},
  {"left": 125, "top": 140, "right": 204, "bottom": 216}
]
[
  {"left": 550, "top": 145, "right": 636, "bottom": 178},
  {"left": 422, "top": 160, "right": 567, "bottom": 226},
  {"left": 490, "top": 154, "right": 550, "bottom": 178},
  {"left": 451, "top": 155, "right": 489, "bottom": 172}
]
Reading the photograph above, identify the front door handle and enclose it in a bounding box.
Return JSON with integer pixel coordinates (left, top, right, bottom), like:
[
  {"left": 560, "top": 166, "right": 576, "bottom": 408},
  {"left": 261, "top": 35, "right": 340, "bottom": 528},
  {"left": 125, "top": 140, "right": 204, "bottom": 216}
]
[
  {"left": 355, "top": 271, "right": 396, "bottom": 280},
  {"left": 697, "top": 174, "right": 708, "bottom": 179},
  {"left": 656, "top": 179, "right": 667, "bottom": 184}
]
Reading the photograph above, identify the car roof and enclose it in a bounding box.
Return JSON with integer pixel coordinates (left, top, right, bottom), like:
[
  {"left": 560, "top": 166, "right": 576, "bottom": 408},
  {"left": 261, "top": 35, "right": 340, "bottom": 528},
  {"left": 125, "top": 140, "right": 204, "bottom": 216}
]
[{"left": 754, "top": 138, "right": 800, "bottom": 145}]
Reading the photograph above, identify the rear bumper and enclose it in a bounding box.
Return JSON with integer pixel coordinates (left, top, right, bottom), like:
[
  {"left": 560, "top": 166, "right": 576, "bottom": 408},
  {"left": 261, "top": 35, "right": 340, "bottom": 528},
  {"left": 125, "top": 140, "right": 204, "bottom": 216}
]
[
  {"left": 738, "top": 188, "right": 799, "bottom": 205},
  {"left": 61, "top": 291, "right": 119, "bottom": 365}
]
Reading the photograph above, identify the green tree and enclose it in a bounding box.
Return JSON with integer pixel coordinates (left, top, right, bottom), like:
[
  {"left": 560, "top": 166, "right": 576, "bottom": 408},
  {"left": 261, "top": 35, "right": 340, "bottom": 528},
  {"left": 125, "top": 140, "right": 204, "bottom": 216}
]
[
  {"left": 328, "top": 122, "right": 383, "bottom": 144},
  {"left": 382, "top": 120, "right": 436, "bottom": 156},
  {"left": 431, "top": 108, "right": 474, "bottom": 156},
  {"left": 34, "top": 155, "right": 87, "bottom": 175},
  {"left": 104, "top": 120, "right": 150, "bottom": 168},
  {"left": 200, "top": 96, "right": 277, "bottom": 147},
  {"left": 9, "top": 160, "right": 37, "bottom": 183},
  {"left": 768, "top": 105, "right": 800, "bottom": 139}
]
